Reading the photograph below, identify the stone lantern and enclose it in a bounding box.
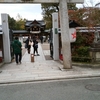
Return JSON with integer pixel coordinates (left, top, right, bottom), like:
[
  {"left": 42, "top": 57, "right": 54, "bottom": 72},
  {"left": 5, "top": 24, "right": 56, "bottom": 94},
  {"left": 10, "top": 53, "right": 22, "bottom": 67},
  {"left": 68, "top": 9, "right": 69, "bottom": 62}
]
[{"left": 89, "top": 29, "right": 100, "bottom": 63}]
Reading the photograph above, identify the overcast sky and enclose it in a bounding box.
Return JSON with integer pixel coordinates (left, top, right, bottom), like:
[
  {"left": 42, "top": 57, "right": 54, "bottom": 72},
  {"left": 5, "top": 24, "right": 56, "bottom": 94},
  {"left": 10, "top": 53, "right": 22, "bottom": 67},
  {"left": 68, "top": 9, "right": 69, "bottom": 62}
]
[
  {"left": 0, "top": 4, "right": 43, "bottom": 24},
  {"left": 0, "top": 0, "right": 99, "bottom": 25}
]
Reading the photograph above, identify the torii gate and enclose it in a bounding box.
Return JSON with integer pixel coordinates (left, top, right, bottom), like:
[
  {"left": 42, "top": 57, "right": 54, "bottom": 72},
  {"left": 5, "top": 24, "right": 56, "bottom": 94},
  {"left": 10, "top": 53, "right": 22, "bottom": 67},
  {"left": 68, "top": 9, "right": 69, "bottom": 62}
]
[{"left": 0, "top": 0, "right": 84, "bottom": 69}]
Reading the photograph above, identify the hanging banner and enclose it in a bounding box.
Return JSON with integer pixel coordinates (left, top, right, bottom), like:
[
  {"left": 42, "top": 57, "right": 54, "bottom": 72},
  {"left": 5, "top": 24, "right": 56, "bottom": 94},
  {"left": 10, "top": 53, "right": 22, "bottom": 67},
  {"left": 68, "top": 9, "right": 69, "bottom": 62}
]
[
  {"left": 58, "top": 28, "right": 76, "bottom": 42},
  {"left": 69, "top": 28, "right": 76, "bottom": 43}
]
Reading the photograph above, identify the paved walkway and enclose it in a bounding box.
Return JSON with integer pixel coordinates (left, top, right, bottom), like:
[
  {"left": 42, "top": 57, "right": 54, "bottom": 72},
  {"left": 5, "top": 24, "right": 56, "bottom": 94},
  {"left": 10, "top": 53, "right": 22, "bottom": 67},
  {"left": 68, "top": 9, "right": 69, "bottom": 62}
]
[{"left": 0, "top": 43, "right": 100, "bottom": 84}]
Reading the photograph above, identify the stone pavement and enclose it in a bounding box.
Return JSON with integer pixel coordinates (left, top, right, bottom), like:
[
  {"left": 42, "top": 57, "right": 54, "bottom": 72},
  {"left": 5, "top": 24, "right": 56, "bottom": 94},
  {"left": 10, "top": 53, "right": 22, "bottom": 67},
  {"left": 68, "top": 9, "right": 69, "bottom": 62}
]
[{"left": 0, "top": 43, "right": 100, "bottom": 84}]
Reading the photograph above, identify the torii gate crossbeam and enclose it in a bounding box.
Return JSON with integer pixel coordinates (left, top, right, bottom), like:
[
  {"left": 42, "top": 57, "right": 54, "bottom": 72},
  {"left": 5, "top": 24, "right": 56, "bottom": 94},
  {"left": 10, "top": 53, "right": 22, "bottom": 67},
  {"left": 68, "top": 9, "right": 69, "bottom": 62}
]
[
  {"left": 0, "top": 0, "right": 84, "bottom": 3},
  {"left": 0, "top": 0, "right": 84, "bottom": 69}
]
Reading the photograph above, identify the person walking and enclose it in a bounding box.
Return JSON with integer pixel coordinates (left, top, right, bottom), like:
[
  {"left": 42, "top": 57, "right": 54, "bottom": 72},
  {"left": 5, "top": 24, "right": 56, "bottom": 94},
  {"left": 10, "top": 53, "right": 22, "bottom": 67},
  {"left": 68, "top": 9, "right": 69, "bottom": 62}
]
[
  {"left": 12, "top": 36, "right": 22, "bottom": 65},
  {"left": 33, "top": 37, "right": 39, "bottom": 56},
  {"left": 25, "top": 36, "right": 31, "bottom": 54},
  {"left": 40, "top": 36, "right": 43, "bottom": 44}
]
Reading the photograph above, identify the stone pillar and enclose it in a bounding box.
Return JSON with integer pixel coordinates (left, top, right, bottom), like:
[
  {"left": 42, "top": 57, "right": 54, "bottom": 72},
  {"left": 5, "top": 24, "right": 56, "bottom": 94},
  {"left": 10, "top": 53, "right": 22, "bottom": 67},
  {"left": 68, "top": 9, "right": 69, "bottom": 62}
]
[
  {"left": 59, "top": 0, "right": 72, "bottom": 69},
  {"left": 1, "top": 14, "right": 11, "bottom": 63},
  {"left": 52, "top": 13, "right": 59, "bottom": 60}
]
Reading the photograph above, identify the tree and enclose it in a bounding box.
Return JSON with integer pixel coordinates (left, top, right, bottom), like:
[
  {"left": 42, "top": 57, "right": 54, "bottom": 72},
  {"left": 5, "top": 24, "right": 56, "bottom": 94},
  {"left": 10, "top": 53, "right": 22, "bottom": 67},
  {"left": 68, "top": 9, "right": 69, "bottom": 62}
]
[
  {"left": 67, "top": 3, "right": 77, "bottom": 10},
  {"left": 74, "top": 7, "right": 100, "bottom": 27},
  {"left": 8, "top": 15, "right": 17, "bottom": 30},
  {"left": 71, "top": 6, "right": 100, "bottom": 62},
  {"left": 41, "top": 3, "right": 77, "bottom": 29},
  {"left": 16, "top": 14, "right": 26, "bottom": 30},
  {"left": 41, "top": 3, "right": 59, "bottom": 29},
  {"left": 8, "top": 14, "right": 26, "bottom": 30}
]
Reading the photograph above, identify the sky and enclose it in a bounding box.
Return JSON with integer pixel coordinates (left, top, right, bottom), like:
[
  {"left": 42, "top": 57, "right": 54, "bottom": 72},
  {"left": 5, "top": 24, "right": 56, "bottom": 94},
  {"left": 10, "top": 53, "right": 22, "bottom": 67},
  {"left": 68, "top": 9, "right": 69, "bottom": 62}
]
[
  {"left": 0, "top": 4, "right": 43, "bottom": 24},
  {"left": 76, "top": 0, "right": 100, "bottom": 8},
  {"left": 0, "top": 0, "right": 100, "bottom": 25}
]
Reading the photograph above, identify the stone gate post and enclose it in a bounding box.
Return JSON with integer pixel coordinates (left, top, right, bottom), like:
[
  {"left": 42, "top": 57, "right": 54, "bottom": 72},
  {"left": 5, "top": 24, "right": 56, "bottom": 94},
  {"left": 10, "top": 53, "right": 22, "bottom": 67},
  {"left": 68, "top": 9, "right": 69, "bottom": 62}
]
[
  {"left": 1, "top": 14, "right": 11, "bottom": 63},
  {"left": 59, "top": 0, "right": 72, "bottom": 69},
  {"left": 52, "top": 13, "right": 59, "bottom": 60}
]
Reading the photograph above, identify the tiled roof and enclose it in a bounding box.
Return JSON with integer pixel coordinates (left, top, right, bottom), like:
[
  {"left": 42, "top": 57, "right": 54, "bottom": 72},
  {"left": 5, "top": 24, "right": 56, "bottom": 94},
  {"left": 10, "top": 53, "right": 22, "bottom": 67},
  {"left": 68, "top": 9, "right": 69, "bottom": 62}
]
[
  {"left": 12, "top": 30, "right": 29, "bottom": 34},
  {"left": 25, "top": 20, "right": 45, "bottom": 26}
]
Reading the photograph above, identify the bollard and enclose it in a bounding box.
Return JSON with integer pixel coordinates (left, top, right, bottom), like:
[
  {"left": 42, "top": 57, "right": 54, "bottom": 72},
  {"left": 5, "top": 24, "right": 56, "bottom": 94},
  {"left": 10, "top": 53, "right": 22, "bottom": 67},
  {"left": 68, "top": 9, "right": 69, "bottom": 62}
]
[{"left": 31, "top": 54, "right": 34, "bottom": 62}]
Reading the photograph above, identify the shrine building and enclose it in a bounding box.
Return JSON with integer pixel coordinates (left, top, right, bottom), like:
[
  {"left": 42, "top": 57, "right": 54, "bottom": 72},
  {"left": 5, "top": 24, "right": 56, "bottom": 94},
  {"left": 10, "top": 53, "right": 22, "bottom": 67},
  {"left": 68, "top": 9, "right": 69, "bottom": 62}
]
[{"left": 12, "top": 19, "right": 47, "bottom": 38}]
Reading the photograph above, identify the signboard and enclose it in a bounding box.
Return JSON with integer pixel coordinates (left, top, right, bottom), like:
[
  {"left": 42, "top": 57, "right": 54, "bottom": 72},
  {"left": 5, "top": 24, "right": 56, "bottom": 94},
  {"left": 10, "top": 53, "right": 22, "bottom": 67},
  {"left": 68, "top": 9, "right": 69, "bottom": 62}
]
[
  {"left": 69, "top": 28, "right": 76, "bottom": 42},
  {"left": 58, "top": 28, "right": 76, "bottom": 42},
  {"left": 0, "top": 0, "right": 84, "bottom": 3}
]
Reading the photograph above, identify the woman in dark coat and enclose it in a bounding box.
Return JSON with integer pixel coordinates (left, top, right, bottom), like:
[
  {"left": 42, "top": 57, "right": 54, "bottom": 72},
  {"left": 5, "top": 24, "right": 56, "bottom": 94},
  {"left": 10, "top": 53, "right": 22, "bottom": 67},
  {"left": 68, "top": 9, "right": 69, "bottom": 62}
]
[
  {"left": 33, "top": 37, "right": 39, "bottom": 56},
  {"left": 25, "top": 36, "right": 31, "bottom": 54}
]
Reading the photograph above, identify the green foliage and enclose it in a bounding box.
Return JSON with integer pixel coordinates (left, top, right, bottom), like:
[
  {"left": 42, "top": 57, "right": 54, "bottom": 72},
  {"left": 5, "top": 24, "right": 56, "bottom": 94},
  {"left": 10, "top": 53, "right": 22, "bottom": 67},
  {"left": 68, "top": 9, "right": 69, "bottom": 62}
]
[
  {"left": 8, "top": 15, "right": 17, "bottom": 30},
  {"left": 67, "top": 3, "right": 77, "bottom": 10},
  {"left": 76, "top": 46, "right": 89, "bottom": 57},
  {"left": 16, "top": 19, "right": 26, "bottom": 30},
  {"left": 72, "top": 56, "right": 91, "bottom": 62},
  {"left": 75, "top": 7, "right": 100, "bottom": 27},
  {"left": 75, "top": 32, "right": 85, "bottom": 44},
  {"left": 71, "top": 32, "right": 94, "bottom": 62},
  {"left": 41, "top": 3, "right": 77, "bottom": 29},
  {"left": 41, "top": 3, "right": 59, "bottom": 29},
  {"left": 72, "top": 46, "right": 91, "bottom": 62},
  {"left": 8, "top": 14, "right": 26, "bottom": 30},
  {"left": 15, "top": 14, "right": 26, "bottom": 30}
]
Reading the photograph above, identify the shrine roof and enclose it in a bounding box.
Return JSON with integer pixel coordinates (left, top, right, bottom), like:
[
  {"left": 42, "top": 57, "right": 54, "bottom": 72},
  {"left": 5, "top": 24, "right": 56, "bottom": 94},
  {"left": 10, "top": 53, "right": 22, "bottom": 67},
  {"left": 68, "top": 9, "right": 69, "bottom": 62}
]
[
  {"left": 12, "top": 30, "right": 29, "bottom": 34},
  {"left": 69, "top": 20, "right": 81, "bottom": 28},
  {"left": 25, "top": 20, "right": 46, "bottom": 27}
]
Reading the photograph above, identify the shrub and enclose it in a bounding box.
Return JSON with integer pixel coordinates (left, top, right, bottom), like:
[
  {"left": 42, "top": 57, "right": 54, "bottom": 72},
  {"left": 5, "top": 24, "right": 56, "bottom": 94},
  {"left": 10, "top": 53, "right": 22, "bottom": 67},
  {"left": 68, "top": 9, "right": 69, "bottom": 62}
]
[{"left": 76, "top": 46, "right": 89, "bottom": 57}]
